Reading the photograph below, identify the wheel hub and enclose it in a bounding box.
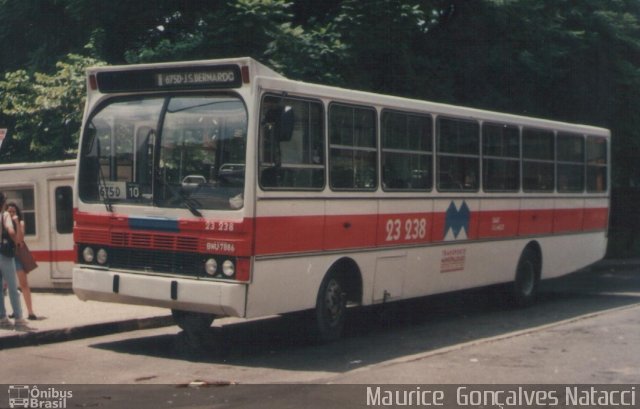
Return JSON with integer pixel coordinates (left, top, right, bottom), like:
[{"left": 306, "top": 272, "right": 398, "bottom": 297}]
[{"left": 324, "top": 279, "right": 343, "bottom": 324}]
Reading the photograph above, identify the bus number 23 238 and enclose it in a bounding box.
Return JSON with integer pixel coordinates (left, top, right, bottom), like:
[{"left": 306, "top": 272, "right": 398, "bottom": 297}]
[{"left": 385, "top": 218, "right": 428, "bottom": 242}]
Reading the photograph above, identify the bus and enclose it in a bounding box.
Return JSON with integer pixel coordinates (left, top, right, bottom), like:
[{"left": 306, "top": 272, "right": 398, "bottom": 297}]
[
  {"left": 8, "top": 385, "right": 29, "bottom": 408},
  {"left": 0, "top": 160, "right": 75, "bottom": 289},
  {"left": 72, "top": 57, "right": 609, "bottom": 340}
]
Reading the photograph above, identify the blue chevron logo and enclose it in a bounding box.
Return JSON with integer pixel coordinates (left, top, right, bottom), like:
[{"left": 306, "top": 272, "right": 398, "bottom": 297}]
[{"left": 444, "top": 201, "right": 470, "bottom": 241}]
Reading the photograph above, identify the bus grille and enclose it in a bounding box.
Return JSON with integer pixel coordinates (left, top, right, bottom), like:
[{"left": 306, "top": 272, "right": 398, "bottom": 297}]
[
  {"left": 107, "top": 247, "right": 207, "bottom": 277},
  {"left": 108, "top": 232, "right": 199, "bottom": 252}
]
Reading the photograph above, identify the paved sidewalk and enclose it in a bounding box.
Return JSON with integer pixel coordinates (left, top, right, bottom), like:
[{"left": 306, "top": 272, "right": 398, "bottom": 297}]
[{"left": 0, "top": 291, "right": 174, "bottom": 349}]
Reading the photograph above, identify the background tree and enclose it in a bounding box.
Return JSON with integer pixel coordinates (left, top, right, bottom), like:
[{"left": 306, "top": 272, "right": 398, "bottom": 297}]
[
  {"left": 0, "top": 53, "right": 104, "bottom": 161},
  {"left": 1, "top": 0, "right": 639, "bottom": 183},
  {"left": 1, "top": 0, "right": 640, "bottom": 255},
  {"left": 0, "top": 0, "right": 640, "bottom": 252}
]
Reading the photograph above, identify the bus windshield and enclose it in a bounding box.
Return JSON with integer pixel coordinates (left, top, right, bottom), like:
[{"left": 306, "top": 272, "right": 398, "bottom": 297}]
[{"left": 78, "top": 94, "right": 247, "bottom": 211}]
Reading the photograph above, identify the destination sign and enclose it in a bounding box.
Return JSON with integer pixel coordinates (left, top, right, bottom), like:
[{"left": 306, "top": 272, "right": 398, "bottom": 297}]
[
  {"left": 96, "top": 65, "right": 243, "bottom": 93},
  {"left": 156, "top": 70, "right": 237, "bottom": 87}
]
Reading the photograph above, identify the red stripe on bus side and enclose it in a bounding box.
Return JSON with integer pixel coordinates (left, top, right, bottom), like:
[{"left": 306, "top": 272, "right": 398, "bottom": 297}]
[
  {"left": 518, "top": 209, "right": 555, "bottom": 236},
  {"left": 254, "top": 207, "right": 608, "bottom": 255},
  {"left": 255, "top": 215, "right": 325, "bottom": 255},
  {"left": 30, "top": 250, "right": 75, "bottom": 263},
  {"left": 477, "top": 210, "right": 520, "bottom": 239},
  {"left": 74, "top": 207, "right": 608, "bottom": 257},
  {"left": 583, "top": 207, "right": 609, "bottom": 231}
]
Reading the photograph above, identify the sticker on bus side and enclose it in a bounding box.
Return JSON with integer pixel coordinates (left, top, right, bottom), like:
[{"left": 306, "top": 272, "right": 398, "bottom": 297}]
[
  {"left": 443, "top": 201, "right": 471, "bottom": 241},
  {"left": 440, "top": 247, "right": 467, "bottom": 273}
]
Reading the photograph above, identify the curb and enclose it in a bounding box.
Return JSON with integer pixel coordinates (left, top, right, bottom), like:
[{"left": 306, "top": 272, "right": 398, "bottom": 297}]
[
  {"left": 585, "top": 258, "right": 640, "bottom": 271},
  {"left": 0, "top": 315, "right": 175, "bottom": 350}
]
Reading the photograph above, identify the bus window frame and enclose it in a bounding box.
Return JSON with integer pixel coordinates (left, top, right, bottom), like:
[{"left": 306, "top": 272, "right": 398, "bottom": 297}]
[
  {"left": 55, "top": 185, "right": 74, "bottom": 234},
  {"left": 328, "top": 102, "right": 378, "bottom": 192},
  {"left": 586, "top": 135, "right": 608, "bottom": 193},
  {"left": 78, "top": 91, "right": 249, "bottom": 209},
  {"left": 2, "top": 184, "right": 37, "bottom": 237},
  {"left": 522, "top": 127, "right": 555, "bottom": 193},
  {"left": 556, "top": 132, "right": 585, "bottom": 193},
  {"left": 481, "top": 121, "right": 521, "bottom": 193},
  {"left": 380, "top": 108, "right": 434, "bottom": 192},
  {"left": 258, "top": 93, "right": 326, "bottom": 192},
  {"left": 436, "top": 116, "right": 480, "bottom": 193}
]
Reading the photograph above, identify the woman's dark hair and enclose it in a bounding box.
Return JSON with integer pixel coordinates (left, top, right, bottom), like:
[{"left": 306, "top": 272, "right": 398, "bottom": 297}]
[
  {"left": 6, "top": 202, "right": 23, "bottom": 221},
  {"left": 0, "top": 192, "right": 5, "bottom": 209}
]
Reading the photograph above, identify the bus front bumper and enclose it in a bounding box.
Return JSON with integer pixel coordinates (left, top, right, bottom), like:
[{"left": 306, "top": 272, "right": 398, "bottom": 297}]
[{"left": 73, "top": 267, "right": 247, "bottom": 317}]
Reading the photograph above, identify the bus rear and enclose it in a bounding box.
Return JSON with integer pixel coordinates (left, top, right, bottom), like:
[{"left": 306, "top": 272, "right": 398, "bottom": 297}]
[{"left": 72, "top": 58, "right": 277, "bottom": 332}]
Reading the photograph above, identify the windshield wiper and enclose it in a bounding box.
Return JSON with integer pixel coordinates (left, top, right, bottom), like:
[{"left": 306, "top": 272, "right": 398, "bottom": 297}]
[
  {"left": 181, "top": 195, "right": 203, "bottom": 218},
  {"left": 154, "top": 174, "right": 202, "bottom": 217}
]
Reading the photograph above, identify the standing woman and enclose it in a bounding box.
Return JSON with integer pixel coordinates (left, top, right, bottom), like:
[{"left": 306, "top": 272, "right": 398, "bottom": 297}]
[
  {"left": 0, "top": 193, "right": 27, "bottom": 329},
  {"left": 7, "top": 202, "right": 36, "bottom": 320}
]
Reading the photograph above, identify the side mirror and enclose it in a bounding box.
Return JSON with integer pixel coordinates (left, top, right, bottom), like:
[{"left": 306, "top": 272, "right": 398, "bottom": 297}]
[{"left": 278, "top": 106, "right": 294, "bottom": 142}]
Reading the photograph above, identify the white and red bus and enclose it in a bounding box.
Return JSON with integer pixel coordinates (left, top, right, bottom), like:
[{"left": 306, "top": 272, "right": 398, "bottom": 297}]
[
  {"left": 0, "top": 160, "right": 75, "bottom": 289},
  {"left": 72, "top": 57, "right": 609, "bottom": 340}
]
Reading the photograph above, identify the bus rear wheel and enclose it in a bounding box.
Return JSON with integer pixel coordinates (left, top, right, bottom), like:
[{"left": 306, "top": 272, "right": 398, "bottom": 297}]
[
  {"left": 511, "top": 248, "right": 540, "bottom": 307},
  {"left": 315, "top": 271, "right": 347, "bottom": 342},
  {"left": 171, "top": 309, "right": 215, "bottom": 335}
]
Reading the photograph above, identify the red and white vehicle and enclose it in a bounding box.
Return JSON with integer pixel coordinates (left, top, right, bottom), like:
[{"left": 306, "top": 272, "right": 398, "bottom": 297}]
[
  {"left": 0, "top": 160, "right": 75, "bottom": 289},
  {"left": 72, "top": 57, "right": 609, "bottom": 339}
]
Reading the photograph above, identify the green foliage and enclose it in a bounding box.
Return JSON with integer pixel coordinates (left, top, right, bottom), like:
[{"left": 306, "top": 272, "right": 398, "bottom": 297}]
[
  {"left": 125, "top": 0, "right": 294, "bottom": 63},
  {"left": 0, "top": 0, "right": 86, "bottom": 72},
  {"left": 0, "top": 0, "right": 640, "bottom": 189},
  {"left": 265, "top": 17, "right": 348, "bottom": 84},
  {"left": 123, "top": 0, "right": 348, "bottom": 84},
  {"left": 0, "top": 54, "right": 104, "bottom": 162},
  {"left": 327, "top": 0, "right": 433, "bottom": 93}
]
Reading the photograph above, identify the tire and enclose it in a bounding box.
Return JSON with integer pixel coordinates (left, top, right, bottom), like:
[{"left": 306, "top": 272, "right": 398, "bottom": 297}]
[
  {"left": 315, "top": 271, "right": 347, "bottom": 342},
  {"left": 171, "top": 309, "right": 215, "bottom": 334},
  {"left": 511, "top": 249, "right": 540, "bottom": 308}
]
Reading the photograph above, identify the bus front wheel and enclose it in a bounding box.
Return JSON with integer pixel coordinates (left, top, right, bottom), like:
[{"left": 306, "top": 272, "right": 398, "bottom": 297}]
[
  {"left": 315, "top": 271, "right": 347, "bottom": 342},
  {"left": 171, "top": 309, "right": 215, "bottom": 334}
]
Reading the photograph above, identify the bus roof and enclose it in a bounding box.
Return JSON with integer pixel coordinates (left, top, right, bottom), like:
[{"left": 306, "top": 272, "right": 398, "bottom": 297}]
[
  {"left": 87, "top": 56, "right": 284, "bottom": 78},
  {"left": 87, "top": 57, "right": 609, "bottom": 137},
  {"left": 0, "top": 159, "right": 75, "bottom": 172}
]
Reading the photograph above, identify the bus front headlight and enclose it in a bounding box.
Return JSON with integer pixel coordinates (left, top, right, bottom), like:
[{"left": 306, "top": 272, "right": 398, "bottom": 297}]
[
  {"left": 222, "top": 260, "right": 235, "bottom": 277},
  {"left": 205, "top": 258, "right": 217, "bottom": 276},
  {"left": 82, "top": 247, "right": 95, "bottom": 263},
  {"left": 96, "top": 248, "right": 108, "bottom": 265}
]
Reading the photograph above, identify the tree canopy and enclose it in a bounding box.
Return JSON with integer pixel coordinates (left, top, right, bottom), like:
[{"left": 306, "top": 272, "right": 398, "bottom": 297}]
[{"left": 0, "top": 0, "right": 639, "bottom": 186}]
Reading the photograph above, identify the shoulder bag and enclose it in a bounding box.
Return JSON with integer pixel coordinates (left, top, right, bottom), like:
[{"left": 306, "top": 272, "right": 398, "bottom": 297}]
[{"left": 15, "top": 243, "right": 37, "bottom": 273}]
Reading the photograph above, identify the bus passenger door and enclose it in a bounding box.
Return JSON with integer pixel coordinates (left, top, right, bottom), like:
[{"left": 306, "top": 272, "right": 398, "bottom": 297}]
[{"left": 48, "top": 181, "right": 74, "bottom": 280}]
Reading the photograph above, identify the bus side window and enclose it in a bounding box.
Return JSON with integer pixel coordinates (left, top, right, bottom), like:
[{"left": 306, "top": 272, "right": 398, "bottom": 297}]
[
  {"left": 557, "top": 133, "right": 584, "bottom": 193},
  {"left": 329, "top": 103, "right": 377, "bottom": 191},
  {"left": 260, "top": 95, "right": 325, "bottom": 190},
  {"left": 381, "top": 110, "right": 433, "bottom": 191},
  {"left": 55, "top": 186, "right": 73, "bottom": 234},
  {"left": 3, "top": 187, "right": 36, "bottom": 236},
  {"left": 436, "top": 117, "right": 480, "bottom": 192},
  {"left": 482, "top": 122, "right": 520, "bottom": 192},
  {"left": 522, "top": 128, "right": 555, "bottom": 192},
  {"left": 587, "top": 136, "right": 607, "bottom": 192}
]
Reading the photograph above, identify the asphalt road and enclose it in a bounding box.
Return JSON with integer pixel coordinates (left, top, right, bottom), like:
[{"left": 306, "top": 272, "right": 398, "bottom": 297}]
[{"left": 1, "top": 260, "right": 639, "bottom": 407}]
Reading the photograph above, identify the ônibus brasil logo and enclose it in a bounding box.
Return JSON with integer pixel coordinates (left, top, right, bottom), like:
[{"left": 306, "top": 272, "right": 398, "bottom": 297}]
[{"left": 8, "top": 385, "right": 73, "bottom": 408}]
